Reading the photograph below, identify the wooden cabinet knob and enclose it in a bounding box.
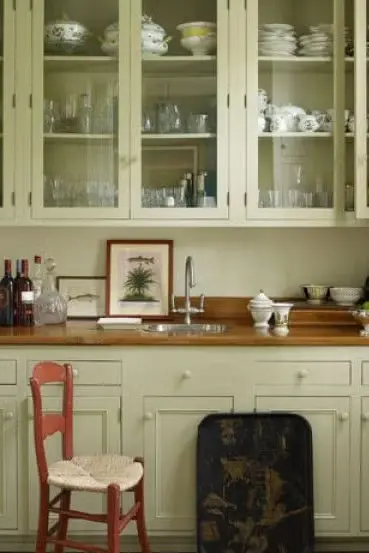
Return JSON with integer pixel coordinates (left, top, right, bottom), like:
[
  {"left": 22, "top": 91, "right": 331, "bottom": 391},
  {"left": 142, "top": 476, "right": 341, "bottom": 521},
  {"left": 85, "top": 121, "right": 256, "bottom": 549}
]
[
  {"left": 362, "top": 412, "right": 369, "bottom": 421},
  {"left": 72, "top": 368, "right": 78, "bottom": 377},
  {"left": 339, "top": 412, "right": 349, "bottom": 422},
  {"left": 183, "top": 370, "right": 192, "bottom": 379},
  {"left": 144, "top": 412, "right": 154, "bottom": 421},
  {"left": 4, "top": 412, "right": 14, "bottom": 420}
]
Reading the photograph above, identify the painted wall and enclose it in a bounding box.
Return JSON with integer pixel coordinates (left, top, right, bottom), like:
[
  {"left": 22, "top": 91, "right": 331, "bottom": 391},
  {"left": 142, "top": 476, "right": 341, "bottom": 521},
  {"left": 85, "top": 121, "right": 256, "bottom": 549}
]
[{"left": 3, "top": 227, "right": 369, "bottom": 297}]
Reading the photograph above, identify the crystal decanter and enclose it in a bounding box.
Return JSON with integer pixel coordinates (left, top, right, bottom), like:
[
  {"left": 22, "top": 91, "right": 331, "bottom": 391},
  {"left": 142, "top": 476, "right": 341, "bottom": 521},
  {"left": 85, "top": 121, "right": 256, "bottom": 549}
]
[{"left": 33, "top": 257, "right": 67, "bottom": 325}]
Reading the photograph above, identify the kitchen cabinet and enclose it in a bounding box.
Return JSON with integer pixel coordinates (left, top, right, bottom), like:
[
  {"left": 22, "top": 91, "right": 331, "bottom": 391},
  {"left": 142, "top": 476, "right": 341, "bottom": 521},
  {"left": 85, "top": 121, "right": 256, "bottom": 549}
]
[
  {"left": 0, "top": 0, "right": 15, "bottom": 221},
  {"left": 254, "top": 395, "right": 351, "bottom": 534},
  {"left": 0, "top": 397, "right": 18, "bottom": 530},
  {"left": 27, "top": 395, "right": 121, "bottom": 533}
]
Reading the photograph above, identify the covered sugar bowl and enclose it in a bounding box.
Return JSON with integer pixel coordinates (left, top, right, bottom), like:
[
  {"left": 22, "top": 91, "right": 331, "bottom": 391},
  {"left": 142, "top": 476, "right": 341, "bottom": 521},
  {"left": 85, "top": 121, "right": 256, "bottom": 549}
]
[{"left": 248, "top": 290, "right": 274, "bottom": 328}]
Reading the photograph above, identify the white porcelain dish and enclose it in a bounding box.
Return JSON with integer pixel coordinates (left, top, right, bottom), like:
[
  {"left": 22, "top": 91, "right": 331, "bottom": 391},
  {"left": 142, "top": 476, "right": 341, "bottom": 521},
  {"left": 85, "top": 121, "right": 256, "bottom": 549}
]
[
  {"left": 44, "top": 20, "right": 91, "bottom": 43},
  {"left": 97, "top": 317, "right": 142, "bottom": 330},
  {"left": 330, "top": 287, "right": 362, "bottom": 306},
  {"left": 180, "top": 35, "right": 216, "bottom": 56}
]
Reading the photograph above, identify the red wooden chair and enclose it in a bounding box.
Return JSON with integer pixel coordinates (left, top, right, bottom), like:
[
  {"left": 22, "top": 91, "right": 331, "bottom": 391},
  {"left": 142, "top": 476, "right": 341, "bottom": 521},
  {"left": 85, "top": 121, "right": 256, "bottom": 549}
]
[{"left": 30, "top": 361, "right": 150, "bottom": 553}]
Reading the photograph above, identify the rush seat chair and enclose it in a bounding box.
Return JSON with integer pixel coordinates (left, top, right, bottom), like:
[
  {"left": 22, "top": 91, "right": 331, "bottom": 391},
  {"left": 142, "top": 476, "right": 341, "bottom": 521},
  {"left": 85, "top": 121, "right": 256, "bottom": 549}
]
[{"left": 30, "top": 361, "right": 150, "bottom": 553}]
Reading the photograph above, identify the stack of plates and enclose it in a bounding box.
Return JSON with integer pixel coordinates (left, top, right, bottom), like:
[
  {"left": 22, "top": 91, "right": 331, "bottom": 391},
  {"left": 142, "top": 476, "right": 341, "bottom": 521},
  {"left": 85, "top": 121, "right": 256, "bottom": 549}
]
[
  {"left": 258, "top": 24, "right": 297, "bottom": 57},
  {"left": 299, "top": 25, "right": 350, "bottom": 57}
]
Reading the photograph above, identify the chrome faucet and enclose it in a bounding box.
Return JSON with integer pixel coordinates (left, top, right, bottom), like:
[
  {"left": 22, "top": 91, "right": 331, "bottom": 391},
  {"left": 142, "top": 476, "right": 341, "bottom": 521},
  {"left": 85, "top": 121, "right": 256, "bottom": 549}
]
[{"left": 172, "top": 256, "right": 205, "bottom": 325}]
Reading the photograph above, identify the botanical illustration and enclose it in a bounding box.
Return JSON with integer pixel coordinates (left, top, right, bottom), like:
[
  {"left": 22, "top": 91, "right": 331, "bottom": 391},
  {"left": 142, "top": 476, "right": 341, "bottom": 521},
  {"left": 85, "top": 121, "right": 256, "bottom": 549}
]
[
  {"left": 58, "top": 277, "right": 105, "bottom": 318},
  {"left": 197, "top": 415, "right": 314, "bottom": 553},
  {"left": 121, "top": 255, "right": 159, "bottom": 303}
]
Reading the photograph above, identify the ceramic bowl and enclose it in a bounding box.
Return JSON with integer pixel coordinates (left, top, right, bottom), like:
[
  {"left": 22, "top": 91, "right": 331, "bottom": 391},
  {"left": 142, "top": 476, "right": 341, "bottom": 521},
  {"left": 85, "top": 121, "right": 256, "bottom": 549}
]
[
  {"left": 330, "top": 287, "right": 363, "bottom": 306},
  {"left": 44, "top": 20, "right": 90, "bottom": 43},
  {"left": 180, "top": 35, "right": 216, "bottom": 56},
  {"left": 302, "top": 285, "right": 329, "bottom": 304},
  {"left": 177, "top": 21, "right": 216, "bottom": 38}
]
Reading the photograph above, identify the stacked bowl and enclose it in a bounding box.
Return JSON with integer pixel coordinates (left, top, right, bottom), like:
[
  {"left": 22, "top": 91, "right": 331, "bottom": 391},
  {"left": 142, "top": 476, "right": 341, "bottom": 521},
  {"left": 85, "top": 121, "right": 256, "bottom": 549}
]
[{"left": 177, "top": 21, "right": 217, "bottom": 56}]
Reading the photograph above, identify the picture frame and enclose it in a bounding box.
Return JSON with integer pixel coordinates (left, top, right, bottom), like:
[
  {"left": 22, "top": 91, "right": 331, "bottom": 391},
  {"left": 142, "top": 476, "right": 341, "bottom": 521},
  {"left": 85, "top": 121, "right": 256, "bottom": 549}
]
[
  {"left": 56, "top": 276, "right": 106, "bottom": 320},
  {"left": 106, "top": 240, "right": 173, "bottom": 318}
]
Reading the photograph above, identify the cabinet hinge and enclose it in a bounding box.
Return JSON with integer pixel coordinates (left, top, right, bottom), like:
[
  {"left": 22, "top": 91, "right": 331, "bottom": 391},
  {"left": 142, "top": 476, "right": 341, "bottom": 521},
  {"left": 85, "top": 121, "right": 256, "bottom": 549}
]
[
  {"left": 118, "top": 407, "right": 122, "bottom": 422},
  {"left": 12, "top": 0, "right": 16, "bottom": 11},
  {"left": 227, "top": 94, "right": 230, "bottom": 108},
  {"left": 227, "top": 0, "right": 230, "bottom": 9},
  {"left": 244, "top": 94, "right": 247, "bottom": 108},
  {"left": 244, "top": 192, "right": 247, "bottom": 206},
  {"left": 227, "top": 191, "right": 230, "bottom": 206},
  {"left": 12, "top": 93, "right": 16, "bottom": 108},
  {"left": 244, "top": 0, "right": 246, "bottom": 9},
  {"left": 29, "top": 94, "right": 33, "bottom": 109},
  {"left": 11, "top": 191, "right": 15, "bottom": 206},
  {"left": 28, "top": 192, "right": 32, "bottom": 206},
  {"left": 29, "top": 0, "right": 33, "bottom": 9}
]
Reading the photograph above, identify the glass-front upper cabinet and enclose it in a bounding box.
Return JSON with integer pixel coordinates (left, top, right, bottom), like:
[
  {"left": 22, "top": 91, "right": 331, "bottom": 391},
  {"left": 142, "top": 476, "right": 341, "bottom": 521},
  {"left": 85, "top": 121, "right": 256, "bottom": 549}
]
[
  {"left": 245, "top": 0, "right": 343, "bottom": 221},
  {"left": 31, "top": 0, "right": 130, "bottom": 219},
  {"left": 0, "top": 0, "right": 15, "bottom": 221},
  {"left": 354, "top": 0, "right": 369, "bottom": 218},
  {"left": 130, "top": 0, "right": 229, "bottom": 220}
]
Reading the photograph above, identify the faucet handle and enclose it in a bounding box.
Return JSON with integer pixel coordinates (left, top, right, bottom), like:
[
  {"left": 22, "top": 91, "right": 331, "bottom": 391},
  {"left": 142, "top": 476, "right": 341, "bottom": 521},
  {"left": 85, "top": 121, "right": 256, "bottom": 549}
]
[
  {"left": 171, "top": 294, "right": 177, "bottom": 313},
  {"left": 199, "top": 293, "right": 205, "bottom": 312}
]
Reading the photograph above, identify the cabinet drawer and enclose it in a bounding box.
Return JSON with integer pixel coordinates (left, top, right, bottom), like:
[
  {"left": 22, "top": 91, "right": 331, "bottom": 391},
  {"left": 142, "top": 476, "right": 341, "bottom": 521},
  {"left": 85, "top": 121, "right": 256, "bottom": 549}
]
[
  {"left": 253, "top": 361, "right": 351, "bottom": 386},
  {"left": 0, "top": 360, "right": 17, "bottom": 385},
  {"left": 27, "top": 360, "right": 121, "bottom": 386}
]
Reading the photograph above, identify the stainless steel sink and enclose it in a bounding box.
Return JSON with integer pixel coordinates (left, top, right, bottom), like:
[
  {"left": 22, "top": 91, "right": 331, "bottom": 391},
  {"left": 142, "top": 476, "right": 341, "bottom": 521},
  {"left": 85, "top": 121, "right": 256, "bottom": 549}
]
[{"left": 142, "top": 323, "right": 228, "bottom": 335}]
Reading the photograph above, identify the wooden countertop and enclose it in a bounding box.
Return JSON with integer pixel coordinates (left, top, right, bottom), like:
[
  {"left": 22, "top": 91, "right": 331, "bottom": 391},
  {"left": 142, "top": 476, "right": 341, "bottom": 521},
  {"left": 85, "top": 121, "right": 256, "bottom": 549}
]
[{"left": 0, "top": 322, "right": 368, "bottom": 346}]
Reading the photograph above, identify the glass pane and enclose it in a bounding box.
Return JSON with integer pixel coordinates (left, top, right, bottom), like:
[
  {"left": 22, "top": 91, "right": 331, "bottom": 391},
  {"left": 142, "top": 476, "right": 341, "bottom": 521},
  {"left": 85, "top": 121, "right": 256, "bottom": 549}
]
[
  {"left": 141, "top": 0, "right": 218, "bottom": 209},
  {"left": 43, "top": 0, "right": 119, "bottom": 209},
  {"left": 258, "top": 0, "right": 334, "bottom": 210},
  {"left": 345, "top": 0, "right": 354, "bottom": 213}
]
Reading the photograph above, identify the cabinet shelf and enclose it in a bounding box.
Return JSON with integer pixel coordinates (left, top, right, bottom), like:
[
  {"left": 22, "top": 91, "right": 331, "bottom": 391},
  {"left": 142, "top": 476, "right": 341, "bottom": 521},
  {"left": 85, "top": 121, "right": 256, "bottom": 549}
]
[
  {"left": 142, "top": 133, "right": 216, "bottom": 141},
  {"left": 259, "top": 132, "right": 332, "bottom": 138},
  {"left": 142, "top": 55, "right": 216, "bottom": 76},
  {"left": 44, "top": 56, "right": 117, "bottom": 72},
  {"left": 44, "top": 133, "right": 115, "bottom": 141}
]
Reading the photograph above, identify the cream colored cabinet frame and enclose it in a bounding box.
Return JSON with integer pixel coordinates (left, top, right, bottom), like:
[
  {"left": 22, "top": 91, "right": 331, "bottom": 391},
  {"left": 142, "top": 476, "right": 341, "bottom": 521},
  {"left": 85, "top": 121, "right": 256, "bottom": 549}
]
[
  {"left": 29, "top": 0, "right": 131, "bottom": 220},
  {"left": 244, "top": 0, "right": 346, "bottom": 223},
  {"left": 0, "top": 0, "right": 16, "bottom": 221},
  {"left": 354, "top": 0, "right": 369, "bottom": 219},
  {"left": 129, "top": 0, "right": 230, "bottom": 221}
]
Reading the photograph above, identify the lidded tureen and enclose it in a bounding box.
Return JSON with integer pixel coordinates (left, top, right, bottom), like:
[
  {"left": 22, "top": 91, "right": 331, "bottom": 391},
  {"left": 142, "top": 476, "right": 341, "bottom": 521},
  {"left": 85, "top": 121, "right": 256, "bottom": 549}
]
[
  {"left": 141, "top": 15, "right": 171, "bottom": 56},
  {"left": 248, "top": 290, "right": 274, "bottom": 328}
]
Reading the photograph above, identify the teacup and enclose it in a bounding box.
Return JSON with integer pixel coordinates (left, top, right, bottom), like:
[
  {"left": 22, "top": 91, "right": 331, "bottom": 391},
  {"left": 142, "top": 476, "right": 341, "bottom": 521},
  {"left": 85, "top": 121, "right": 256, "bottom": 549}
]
[
  {"left": 273, "top": 302, "right": 293, "bottom": 327},
  {"left": 270, "top": 114, "right": 288, "bottom": 133}
]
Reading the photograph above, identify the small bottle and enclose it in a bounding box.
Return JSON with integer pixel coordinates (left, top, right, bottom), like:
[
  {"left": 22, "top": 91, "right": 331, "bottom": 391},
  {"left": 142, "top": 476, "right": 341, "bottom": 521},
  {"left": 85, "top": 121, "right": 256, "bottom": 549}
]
[
  {"left": 13, "top": 259, "right": 22, "bottom": 325},
  {"left": 34, "top": 258, "right": 67, "bottom": 326},
  {"left": 0, "top": 259, "right": 14, "bottom": 326},
  {"left": 18, "top": 259, "right": 34, "bottom": 327},
  {"left": 33, "top": 255, "right": 43, "bottom": 300}
]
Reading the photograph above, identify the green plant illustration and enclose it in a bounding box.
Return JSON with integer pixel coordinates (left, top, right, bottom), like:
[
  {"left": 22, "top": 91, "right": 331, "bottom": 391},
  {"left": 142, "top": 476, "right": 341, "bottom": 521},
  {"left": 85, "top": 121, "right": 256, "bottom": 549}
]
[{"left": 121, "top": 263, "right": 158, "bottom": 302}]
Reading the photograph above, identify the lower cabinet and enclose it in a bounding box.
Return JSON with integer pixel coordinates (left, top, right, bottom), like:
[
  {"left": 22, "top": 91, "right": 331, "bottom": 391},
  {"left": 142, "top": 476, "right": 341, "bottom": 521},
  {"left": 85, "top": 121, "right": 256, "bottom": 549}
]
[
  {"left": 28, "top": 396, "right": 121, "bottom": 534},
  {"left": 143, "top": 395, "right": 234, "bottom": 532},
  {"left": 255, "top": 395, "right": 351, "bottom": 535},
  {"left": 360, "top": 396, "right": 369, "bottom": 532},
  {"left": 0, "top": 397, "right": 17, "bottom": 530}
]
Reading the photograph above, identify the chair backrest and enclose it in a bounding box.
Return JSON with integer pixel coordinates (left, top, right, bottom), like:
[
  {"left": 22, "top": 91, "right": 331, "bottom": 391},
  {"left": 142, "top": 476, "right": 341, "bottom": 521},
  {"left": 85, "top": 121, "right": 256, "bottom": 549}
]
[{"left": 29, "top": 362, "right": 74, "bottom": 484}]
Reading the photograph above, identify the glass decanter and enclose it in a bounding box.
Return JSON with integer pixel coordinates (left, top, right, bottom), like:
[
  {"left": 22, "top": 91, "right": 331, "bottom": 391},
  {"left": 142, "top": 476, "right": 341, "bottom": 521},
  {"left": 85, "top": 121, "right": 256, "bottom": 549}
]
[{"left": 34, "top": 258, "right": 67, "bottom": 325}]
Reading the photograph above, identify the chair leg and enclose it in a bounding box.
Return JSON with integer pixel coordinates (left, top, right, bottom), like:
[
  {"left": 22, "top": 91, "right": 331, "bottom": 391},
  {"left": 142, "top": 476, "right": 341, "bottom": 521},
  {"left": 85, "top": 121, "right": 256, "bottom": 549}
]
[
  {"left": 54, "top": 489, "right": 71, "bottom": 553},
  {"left": 35, "top": 485, "right": 50, "bottom": 553},
  {"left": 134, "top": 477, "right": 150, "bottom": 553},
  {"left": 107, "top": 484, "right": 121, "bottom": 553}
]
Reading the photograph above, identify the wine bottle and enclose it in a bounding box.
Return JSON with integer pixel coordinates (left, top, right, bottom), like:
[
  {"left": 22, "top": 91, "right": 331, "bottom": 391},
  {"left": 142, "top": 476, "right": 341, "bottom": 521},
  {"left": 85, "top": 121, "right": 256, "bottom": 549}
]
[
  {"left": 15, "top": 259, "right": 34, "bottom": 326},
  {"left": 13, "top": 259, "right": 22, "bottom": 325},
  {"left": 0, "top": 259, "right": 14, "bottom": 326}
]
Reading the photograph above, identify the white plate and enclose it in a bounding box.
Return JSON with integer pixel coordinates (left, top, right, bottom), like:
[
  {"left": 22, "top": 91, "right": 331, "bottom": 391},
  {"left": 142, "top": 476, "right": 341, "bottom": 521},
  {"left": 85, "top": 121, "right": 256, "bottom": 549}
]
[
  {"left": 262, "top": 23, "right": 294, "bottom": 31},
  {"left": 97, "top": 317, "right": 143, "bottom": 330}
]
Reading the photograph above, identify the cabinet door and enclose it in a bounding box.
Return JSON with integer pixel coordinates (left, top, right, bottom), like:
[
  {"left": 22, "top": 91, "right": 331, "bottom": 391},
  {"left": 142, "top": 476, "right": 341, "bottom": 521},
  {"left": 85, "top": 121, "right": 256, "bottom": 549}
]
[
  {"left": 130, "top": 0, "right": 229, "bottom": 220},
  {"left": 0, "top": 0, "right": 15, "bottom": 220},
  {"left": 354, "top": 0, "right": 369, "bottom": 218},
  {"left": 245, "top": 0, "right": 342, "bottom": 221},
  {"left": 143, "top": 396, "right": 234, "bottom": 531},
  {"left": 0, "top": 398, "right": 17, "bottom": 530},
  {"left": 255, "top": 395, "right": 351, "bottom": 535},
  {"left": 28, "top": 396, "right": 121, "bottom": 533},
  {"left": 360, "top": 397, "right": 369, "bottom": 531},
  {"left": 30, "top": 0, "right": 130, "bottom": 220}
]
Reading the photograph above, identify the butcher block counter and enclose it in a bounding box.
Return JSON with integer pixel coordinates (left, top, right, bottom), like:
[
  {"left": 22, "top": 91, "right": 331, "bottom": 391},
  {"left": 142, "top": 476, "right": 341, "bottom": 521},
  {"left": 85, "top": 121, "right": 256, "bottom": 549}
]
[{"left": 0, "top": 321, "right": 367, "bottom": 346}]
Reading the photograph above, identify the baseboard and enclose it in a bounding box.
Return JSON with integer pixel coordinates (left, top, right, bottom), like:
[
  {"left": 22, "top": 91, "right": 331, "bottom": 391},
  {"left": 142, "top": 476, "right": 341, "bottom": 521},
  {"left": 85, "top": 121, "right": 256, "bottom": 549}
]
[{"left": 1, "top": 534, "right": 369, "bottom": 552}]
